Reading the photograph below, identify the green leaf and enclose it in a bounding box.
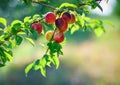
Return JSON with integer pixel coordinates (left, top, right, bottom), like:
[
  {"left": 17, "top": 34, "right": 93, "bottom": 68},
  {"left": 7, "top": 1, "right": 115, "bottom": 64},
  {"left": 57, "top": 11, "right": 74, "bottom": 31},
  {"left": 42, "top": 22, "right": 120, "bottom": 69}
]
[
  {"left": 25, "top": 38, "right": 35, "bottom": 46},
  {"left": 0, "top": 35, "right": 4, "bottom": 42},
  {"left": 52, "top": 55, "right": 59, "bottom": 69},
  {"left": 17, "top": 31, "right": 26, "bottom": 35},
  {"left": 40, "top": 66, "right": 46, "bottom": 77},
  {"left": 30, "top": 29, "right": 39, "bottom": 39},
  {"left": 11, "top": 20, "right": 23, "bottom": 34},
  {"left": 25, "top": 63, "right": 34, "bottom": 76},
  {"left": 103, "top": 20, "right": 114, "bottom": 27},
  {"left": 94, "top": 27, "right": 104, "bottom": 37},
  {"left": 33, "top": 59, "right": 40, "bottom": 71},
  {"left": 79, "top": 18, "right": 84, "bottom": 28},
  {"left": 33, "top": 14, "right": 40, "bottom": 20},
  {"left": 40, "top": 58, "right": 46, "bottom": 67},
  {"left": 0, "top": 47, "right": 7, "bottom": 64},
  {"left": 15, "top": 36, "right": 23, "bottom": 45},
  {"left": 59, "top": 3, "right": 78, "bottom": 9},
  {"left": 8, "top": 40, "right": 16, "bottom": 48},
  {"left": 0, "top": 17, "right": 7, "bottom": 27},
  {"left": 78, "top": 14, "right": 86, "bottom": 27},
  {"left": 11, "top": 20, "right": 22, "bottom": 27},
  {"left": 33, "top": 58, "right": 47, "bottom": 77},
  {"left": 39, "top": 58, "right": 47, "bottom": 77},
  {"left": 44, "top": 55, "right": 52, "bottom": 67},
  {"left": 11, "top": 28, "right": 18, "bottom": 35},
  {"left": 0, "top": 55, "right": 7, "bottom": 64},
  {"left": 24, "top": 16, "right": 31, "bottom": 23},
  {"left": 70, "top": 24, "right": 79, "bottom": 34},
  {"left": 4, "top": 51, "right": 13, "bottom": 62},
  {"left": 96, "top": 2, "right": 103, "bottom": 12}
]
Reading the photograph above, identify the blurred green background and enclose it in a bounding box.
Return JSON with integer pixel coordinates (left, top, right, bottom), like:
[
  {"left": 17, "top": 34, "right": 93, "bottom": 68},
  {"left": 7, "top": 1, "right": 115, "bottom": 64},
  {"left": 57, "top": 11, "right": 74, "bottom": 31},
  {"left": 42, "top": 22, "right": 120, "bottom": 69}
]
[{"left": 0, "top": 0, "right": 120, "bottom": 85}]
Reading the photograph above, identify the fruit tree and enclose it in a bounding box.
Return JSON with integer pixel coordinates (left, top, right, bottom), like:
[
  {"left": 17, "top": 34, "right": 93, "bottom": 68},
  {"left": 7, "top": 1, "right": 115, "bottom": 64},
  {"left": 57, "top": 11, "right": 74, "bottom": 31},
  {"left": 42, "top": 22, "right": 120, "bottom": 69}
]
[{"left": 0, "top": 0, "right": 109, "bottom": 77}]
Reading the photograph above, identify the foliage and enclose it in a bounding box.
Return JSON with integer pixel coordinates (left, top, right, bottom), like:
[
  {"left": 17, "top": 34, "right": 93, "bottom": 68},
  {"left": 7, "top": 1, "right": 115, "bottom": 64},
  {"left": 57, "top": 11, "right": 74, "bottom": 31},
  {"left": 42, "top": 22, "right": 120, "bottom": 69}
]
[{"left": 0, "top": 0, "right": 108, "bottom": 77}]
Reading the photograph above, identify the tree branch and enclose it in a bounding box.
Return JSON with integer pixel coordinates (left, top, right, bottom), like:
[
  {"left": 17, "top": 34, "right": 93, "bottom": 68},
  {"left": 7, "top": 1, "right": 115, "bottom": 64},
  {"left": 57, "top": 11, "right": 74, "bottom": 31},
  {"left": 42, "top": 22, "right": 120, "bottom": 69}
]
[{"left": 32, "top": 1, "right": 56, "bottom": 10}]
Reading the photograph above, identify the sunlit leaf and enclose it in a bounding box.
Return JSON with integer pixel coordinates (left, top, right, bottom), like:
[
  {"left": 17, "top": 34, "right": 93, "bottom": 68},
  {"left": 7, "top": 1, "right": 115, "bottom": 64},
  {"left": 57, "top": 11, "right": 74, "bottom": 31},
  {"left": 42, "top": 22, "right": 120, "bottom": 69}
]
[
  {"left": 33, "top": 14, "right": 40, "bottom": 20},
  {"left": 52, "top": 55, "right": 59, "bottom": 69},
  {"left": 4, "top": 51, "right": 13, "bottom": 62},
  {"left": 39, "top": 58, "right": 47, "bottom": 77},
  {"left": 40, "top": 58, "right": 46, "bottom": 67},
  {"left": 8, "top": 40, "right": 16, "bottom": 49},
  {"left": 44, "top": 55, "right": 52, "bottom": 67},
  {"left": 40, "top": 66, "right": 46, "bottom": 77},
  {"left": 0, "top": 35, "right": 4, "bottom": 42},
  {"left": 25, "top": 37, "right": 35, "bottom": 46},
  {"left": 0, "top": 48, "right": 7, "bottom": 64},
  {"left": 25, "top": 63, "right": 34, "bottom": 76},
  {"left": 17, "top": 31, "right": 26, "bottom": 35},
  {"left": 71, "top": 24, "right": 79, "bottom": 34},
  {"left": 103, "top": 20, "right": 114, "bottom": 27},
  {"left": 59, "top": 3, "right": 78, "bottom": 9},
  {"left": 15, "top": 36, "right": 23, "bottom": 45},
  {"left": 24, "top": 16, "right": 31, "bottom": 23},
  {"left": 33, "top": 59, "right": 40, "bottom": 70},
  {"left": 94, "top": 27, "right": 104, "bottom": 37},
  {"left": 0, "top": 17, "right": 7, "bottom": 27},
  {"left": 79, "top": 14, "right": 86, "bottom": 27},
  {"left": 11, "top": 20, "right": 23, "bottom": 27}
]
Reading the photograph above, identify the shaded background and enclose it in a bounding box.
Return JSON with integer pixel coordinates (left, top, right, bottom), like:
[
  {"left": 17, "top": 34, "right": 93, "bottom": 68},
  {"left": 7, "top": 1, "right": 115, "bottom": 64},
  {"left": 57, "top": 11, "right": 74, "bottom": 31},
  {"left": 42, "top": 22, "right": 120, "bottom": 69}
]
[{"left": 0, "top": 0, "right": 120, "bottom": 85}]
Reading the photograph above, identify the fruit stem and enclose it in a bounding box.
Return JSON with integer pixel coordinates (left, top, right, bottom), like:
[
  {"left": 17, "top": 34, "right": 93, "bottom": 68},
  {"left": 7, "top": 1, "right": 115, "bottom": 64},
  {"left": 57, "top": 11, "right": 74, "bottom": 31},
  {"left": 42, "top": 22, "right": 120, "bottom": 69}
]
[
  {"left": 33, "top": 17, "right": 45, "bottom": 23},
  {"left": 32, "top": 1, "right": 56, "bottom": 10}
]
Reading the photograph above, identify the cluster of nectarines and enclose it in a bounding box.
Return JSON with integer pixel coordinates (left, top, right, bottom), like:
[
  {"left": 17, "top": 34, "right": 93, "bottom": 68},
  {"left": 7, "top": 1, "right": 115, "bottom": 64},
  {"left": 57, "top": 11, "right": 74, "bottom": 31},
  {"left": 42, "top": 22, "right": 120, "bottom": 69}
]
[{"left": 31, "top": 11, "right": 75, "bottom": 43}]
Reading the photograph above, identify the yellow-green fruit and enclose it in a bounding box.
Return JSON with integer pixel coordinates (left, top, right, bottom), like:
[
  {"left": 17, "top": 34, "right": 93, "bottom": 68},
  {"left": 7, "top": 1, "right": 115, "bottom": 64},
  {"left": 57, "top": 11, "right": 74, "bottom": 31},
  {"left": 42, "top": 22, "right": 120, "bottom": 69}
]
[{"left": 45, "top": 30, "right": 54, "bottom": 41}]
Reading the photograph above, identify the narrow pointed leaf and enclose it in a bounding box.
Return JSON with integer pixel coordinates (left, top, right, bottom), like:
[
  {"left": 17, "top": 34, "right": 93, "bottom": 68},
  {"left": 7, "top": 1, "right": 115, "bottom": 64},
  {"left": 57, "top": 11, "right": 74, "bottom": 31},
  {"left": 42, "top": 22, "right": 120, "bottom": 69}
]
[
  {"left": 0, "top": 17, "right": 7, "bottom": 27},
  {"left": 25, "top": 63, "right": 34, "bottom": 76},
  {"left": 40, "top": 66, "right": 46, "bottom": 77},
  {"left": 52, "top": 55, "right": 59, "bottom": 69},
  {"left": 25, "top": 38, "right": 35, "bottom": 46},
  {"left": 4, "top": 51, "right": 13, "bottom": 62}
]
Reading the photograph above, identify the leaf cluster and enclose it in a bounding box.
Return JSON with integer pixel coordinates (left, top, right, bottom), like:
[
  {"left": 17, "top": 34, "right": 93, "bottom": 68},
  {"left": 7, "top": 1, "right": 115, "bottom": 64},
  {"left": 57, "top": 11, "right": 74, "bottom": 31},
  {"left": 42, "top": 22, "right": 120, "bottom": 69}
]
[{"left": 25, "top": 41, "right": 63, "bottom": 77}]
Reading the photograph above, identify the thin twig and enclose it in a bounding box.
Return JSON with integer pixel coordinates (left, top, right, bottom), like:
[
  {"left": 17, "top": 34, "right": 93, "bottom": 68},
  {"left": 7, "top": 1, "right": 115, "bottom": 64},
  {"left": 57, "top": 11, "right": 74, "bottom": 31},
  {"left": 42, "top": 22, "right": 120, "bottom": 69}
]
[
  {"left": 79, "top": 3, "right": 88, "bottom": 6},
  {"left": 32, "top": 1, "right": 56, "bottom": 10}
]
